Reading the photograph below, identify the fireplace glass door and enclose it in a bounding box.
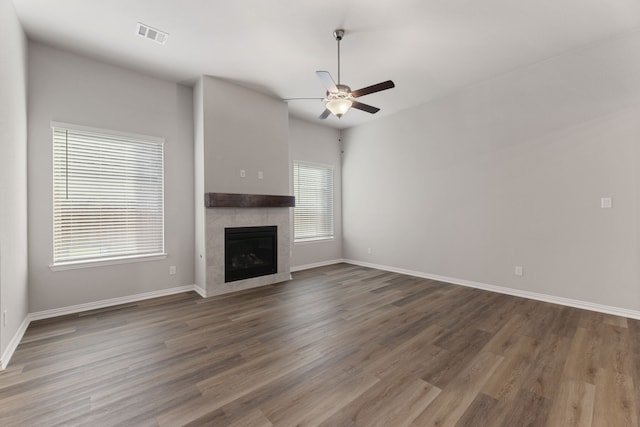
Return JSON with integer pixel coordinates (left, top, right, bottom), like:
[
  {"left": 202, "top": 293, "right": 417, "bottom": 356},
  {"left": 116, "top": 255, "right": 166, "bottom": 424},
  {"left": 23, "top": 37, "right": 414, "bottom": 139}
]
[{"left": 225, "top": 226, "right": 277, "bottom": 282}]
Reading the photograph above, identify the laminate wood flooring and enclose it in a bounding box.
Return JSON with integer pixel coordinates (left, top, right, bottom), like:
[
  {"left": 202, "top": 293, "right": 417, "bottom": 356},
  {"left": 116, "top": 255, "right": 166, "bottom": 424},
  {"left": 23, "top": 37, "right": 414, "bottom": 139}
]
[{"left": 1, "top": 263, "right": 639, "bottom": 426}]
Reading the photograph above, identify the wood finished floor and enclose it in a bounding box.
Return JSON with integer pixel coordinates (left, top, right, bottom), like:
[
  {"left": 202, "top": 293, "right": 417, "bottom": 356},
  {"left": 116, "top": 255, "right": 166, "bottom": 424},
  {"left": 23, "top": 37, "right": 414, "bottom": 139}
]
[{"left": 1, "top": 263, "right": 639, "bottom": 426}]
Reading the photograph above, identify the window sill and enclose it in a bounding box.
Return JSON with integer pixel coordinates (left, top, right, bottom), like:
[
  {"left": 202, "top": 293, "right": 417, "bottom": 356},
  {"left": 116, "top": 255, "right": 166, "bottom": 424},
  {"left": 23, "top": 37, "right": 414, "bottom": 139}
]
[
  {"left": 294, "top": 237, "right": 335, "bottom": 245},
  {"left": 50, "top": 253, "right": 168, "bottom": 271}
]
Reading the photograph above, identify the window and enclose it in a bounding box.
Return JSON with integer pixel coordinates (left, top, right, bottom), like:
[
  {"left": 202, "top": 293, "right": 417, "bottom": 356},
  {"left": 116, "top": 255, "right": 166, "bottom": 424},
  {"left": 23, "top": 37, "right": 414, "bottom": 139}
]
[
  {"left": 52, "top": 122, "right": 165, "bottom": 267},
  {"left": 293, "top": 161, "right": 334, "bottom": 242}
]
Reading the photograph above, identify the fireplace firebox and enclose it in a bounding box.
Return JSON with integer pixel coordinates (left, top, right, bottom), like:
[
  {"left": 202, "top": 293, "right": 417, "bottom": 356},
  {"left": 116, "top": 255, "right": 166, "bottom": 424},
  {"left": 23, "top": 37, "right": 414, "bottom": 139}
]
[{"left": 225, "top": 226, "right": 277, "bottom": 282}]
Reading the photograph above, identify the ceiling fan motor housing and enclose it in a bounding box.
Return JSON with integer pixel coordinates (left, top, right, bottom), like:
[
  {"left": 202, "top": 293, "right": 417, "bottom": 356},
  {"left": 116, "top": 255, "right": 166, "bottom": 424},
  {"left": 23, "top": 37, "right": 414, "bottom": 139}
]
[{"left": 327, "top": 84, "right": 352, "bottom": 100}]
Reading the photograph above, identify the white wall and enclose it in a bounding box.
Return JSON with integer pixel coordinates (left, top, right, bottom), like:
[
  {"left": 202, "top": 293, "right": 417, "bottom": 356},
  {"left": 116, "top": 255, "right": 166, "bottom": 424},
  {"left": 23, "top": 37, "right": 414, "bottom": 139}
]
[
  {"left": 0, "top": 0, "right": 29, "bottom": 359},
  {"left": 342, "top": 31, "right": 640, "bottom": 312},
  {"left": 288, "top": 117, "right": 343, "bottom": 268},
  {"left": 28, "top": 42, "right": 195, "bottom": 313}
]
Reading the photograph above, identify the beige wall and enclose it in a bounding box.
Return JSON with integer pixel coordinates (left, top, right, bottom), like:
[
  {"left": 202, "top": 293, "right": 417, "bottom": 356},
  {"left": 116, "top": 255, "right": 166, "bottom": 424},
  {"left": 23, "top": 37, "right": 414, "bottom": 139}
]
[
  {"left": 0, "top": 0, "right": 29, "bottom": 359},
  {"left": 342, "top": 31, "right": 640, "bottom": 311},
  {"left": 27, "top": 42, "right": 195, "bottom": 312}
]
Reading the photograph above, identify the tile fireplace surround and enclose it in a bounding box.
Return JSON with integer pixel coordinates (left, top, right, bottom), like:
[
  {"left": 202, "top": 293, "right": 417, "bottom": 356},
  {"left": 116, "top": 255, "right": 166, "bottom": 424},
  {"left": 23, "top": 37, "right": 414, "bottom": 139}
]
[{"left": 205, "top": 193, "right": 295, "bottom": 296}]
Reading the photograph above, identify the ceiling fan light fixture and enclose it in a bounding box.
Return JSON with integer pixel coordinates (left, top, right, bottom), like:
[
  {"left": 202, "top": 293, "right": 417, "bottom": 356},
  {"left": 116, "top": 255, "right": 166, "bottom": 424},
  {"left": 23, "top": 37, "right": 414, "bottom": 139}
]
[{"left": 326, "top": 98, "right": 352, "bottom": 118}]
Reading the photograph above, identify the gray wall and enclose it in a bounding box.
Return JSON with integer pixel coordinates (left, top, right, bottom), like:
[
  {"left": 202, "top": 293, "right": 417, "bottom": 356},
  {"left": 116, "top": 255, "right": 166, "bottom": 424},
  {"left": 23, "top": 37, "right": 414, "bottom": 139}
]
[
  {"left": 194, "top": 78, "right": 206, "bottom": 293},
  {"left": 27, "top": 42, "right": 195, "bottom": 312},
  {"left": 194, "top": 76, "right": 290, "bottom": 293},
  {"left": 201, "top": 76, "right": 289, "bottom": 195},
  {"left": 288, "top": 117, "right": 343, "bottom": 268},
  {"left": 0, "top": 0, "right": 29, "bottom": 357},
  {"left": 342, "top": 31, "right": 640, "bottom": 311}
]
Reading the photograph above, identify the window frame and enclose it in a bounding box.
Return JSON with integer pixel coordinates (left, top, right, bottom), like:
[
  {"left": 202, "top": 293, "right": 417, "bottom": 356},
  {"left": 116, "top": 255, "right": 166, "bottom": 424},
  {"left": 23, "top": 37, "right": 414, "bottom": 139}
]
[
  {"left": 292, "top": 160, "right": 335, "bottom": 243},
  {"left": 50, "top": 121, "right": 166, "bottom": 271}
]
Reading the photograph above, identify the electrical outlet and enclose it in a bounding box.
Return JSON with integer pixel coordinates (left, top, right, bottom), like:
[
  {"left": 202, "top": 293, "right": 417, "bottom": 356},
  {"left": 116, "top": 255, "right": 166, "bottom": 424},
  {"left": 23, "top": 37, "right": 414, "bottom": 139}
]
[
  {"left": 514, "top": 266, "right": 523, "bottom": 277},
  {"left": 367, "top": 247, "right": 372, "bottom": 254},
  {"left": 169, "top": 266, "right": 176, "bottom": 275},
  {"left": 258, "top": 171, "right": 264, "bottom": 180},
  {"left": 240, "top": 169, "right": 246, "bottom": 178}
]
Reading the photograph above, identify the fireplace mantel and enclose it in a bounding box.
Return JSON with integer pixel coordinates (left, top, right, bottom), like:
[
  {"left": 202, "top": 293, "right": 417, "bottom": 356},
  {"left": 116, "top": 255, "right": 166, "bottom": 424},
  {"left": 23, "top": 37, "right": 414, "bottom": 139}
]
[{"left": 205, "top": 193, "right": 295, "bottom": 208}]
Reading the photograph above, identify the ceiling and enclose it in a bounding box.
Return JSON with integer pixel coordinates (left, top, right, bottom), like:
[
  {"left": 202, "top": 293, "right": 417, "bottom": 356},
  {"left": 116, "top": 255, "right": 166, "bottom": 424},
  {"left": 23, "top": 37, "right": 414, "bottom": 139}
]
[{"left": 11, "top": 0, "right": 640, "bottom": 129}]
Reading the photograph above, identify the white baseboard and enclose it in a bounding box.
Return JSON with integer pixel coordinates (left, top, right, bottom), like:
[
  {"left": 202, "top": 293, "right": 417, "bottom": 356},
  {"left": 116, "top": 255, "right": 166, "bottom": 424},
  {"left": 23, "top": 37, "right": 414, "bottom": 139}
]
[
  {"left": 194, "top": 285, "right": 207, "bottom": 298},
  {"left": 1, "top": 315, "right": 30, "bottom": 370},
  {"left": 1, "top": 284, "right": 201, "bottom": 370},
  {"left": 344, "top": 259, "right": 640, "bottom": 320},
  {"left": 6, "top": 257, "right": 639, "bottom": 370},
  {"left": 290, "top": 259, "right": 345, "bottom": 272},
  {"left": 29, "top": 285, "right": 198, "bottom": 321}
]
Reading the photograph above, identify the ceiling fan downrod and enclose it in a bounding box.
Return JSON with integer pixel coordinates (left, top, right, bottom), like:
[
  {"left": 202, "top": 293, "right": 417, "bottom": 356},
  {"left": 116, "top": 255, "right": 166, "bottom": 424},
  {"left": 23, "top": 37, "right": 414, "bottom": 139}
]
[{"left": 334, "top": 29, "right": 344, "bottom": 85}]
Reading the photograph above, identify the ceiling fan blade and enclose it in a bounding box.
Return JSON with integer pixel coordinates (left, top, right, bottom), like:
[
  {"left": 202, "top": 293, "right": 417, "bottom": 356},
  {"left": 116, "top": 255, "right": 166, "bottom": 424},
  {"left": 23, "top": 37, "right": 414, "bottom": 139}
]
[
  {"left": 316, "top": 71, "right": 338, "bottom": 93},
  {"left": 319, "top": 109, "right": 331, "bottom": 119},
  {"left": 282, "top": 97, "right": 324, "bottom": 101},
  {"left": 351, "top": 80, "right": 395, "bottom": 98},
  {"left": 351, "top": 101, "right": 380, "bottom": 114}
]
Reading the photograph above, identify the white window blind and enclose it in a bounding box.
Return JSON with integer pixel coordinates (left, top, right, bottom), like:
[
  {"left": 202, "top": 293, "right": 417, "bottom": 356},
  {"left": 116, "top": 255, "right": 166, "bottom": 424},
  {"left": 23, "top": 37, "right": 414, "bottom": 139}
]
[
  {"left": 293, "top": 161, "right": 334, "bottom": 242},
  {"left": 52, "top": 123, "right": 165, "bottom": 265}
]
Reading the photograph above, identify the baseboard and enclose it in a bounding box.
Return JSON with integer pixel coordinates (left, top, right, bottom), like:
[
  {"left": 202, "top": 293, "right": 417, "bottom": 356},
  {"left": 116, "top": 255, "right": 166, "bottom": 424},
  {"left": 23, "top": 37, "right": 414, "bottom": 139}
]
[
  {"left": 194, "top": 285, "right": 207, "bottom": 298},
  {"left": 29, "top": 285, "right": 198, "bottom": 321},
  {"left": 1, "top": 284, "right": 202, "bottom": 370},
  {"left": 344, "top": 259, "right": 640, "bottom": 320},
  {"left": 290, "top": 259, "right": 346, "bottom": 272},
  {"left": 8, "top": 258, "right": 639, "bottom": 369},
  {"left": 1, "top": 315, "right": 30, "bottom": 370}
]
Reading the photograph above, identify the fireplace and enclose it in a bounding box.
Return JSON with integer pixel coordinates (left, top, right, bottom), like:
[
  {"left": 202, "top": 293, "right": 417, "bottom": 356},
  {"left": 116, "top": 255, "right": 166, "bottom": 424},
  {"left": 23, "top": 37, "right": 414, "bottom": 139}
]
[{"left": 225, "top": 226, "right": 277, "bottom": 283}]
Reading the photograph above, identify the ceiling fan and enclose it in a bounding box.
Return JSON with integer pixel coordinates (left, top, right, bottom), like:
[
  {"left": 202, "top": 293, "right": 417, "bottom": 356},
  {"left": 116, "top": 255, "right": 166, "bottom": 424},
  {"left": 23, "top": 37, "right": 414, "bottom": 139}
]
[{"left": 292, "top": 29, "right": 395, "bottom": 120}]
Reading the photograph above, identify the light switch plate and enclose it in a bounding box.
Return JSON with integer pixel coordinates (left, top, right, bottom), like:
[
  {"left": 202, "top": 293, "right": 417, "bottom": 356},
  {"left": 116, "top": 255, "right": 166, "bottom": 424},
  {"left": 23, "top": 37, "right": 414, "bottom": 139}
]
[{"left": 601, "top": 197, "right": 612, "bottom": 208}]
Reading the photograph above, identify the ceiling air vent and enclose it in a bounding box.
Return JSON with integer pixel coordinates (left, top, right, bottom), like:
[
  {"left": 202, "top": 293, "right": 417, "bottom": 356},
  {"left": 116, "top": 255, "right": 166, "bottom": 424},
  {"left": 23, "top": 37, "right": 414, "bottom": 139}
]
[{"left": 136, "top": 22, "right": 168, "bottom": 45}]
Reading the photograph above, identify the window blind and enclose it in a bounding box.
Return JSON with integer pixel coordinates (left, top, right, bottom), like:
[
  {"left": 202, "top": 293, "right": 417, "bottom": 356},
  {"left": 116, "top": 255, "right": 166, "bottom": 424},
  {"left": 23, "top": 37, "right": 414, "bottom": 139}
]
[
  {"left": 293, "top": 161, "right": 334, "bottom": 241},
  {"left": 52, "top": 124, "right": 165, "bottom": 265}
]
